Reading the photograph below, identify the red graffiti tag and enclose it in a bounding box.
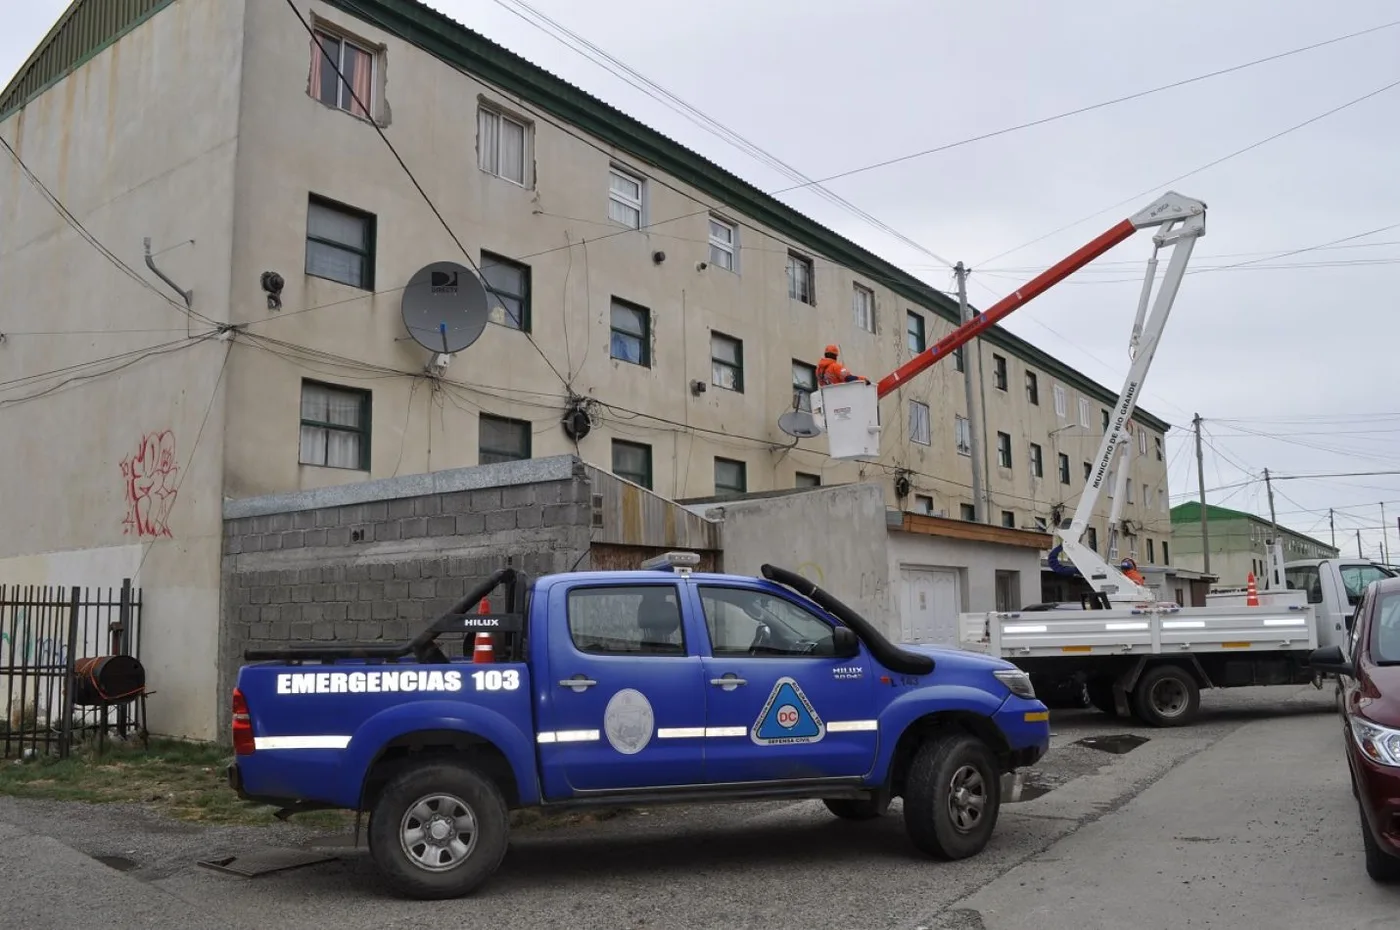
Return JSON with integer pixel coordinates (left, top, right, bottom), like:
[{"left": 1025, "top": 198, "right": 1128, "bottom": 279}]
[{"left": 121, "top": 430, "right": 178, "bottom": 538}]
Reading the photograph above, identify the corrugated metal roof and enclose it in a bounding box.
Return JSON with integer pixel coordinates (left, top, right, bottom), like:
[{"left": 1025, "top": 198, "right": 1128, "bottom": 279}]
[{"left": 0, "top": 0, "right": 174, "bottom": 119}]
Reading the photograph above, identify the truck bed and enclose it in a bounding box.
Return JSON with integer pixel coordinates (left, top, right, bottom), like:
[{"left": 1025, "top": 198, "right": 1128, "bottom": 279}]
[{"left": 959, "top": 600, "right": 1318, "bottom": 659}]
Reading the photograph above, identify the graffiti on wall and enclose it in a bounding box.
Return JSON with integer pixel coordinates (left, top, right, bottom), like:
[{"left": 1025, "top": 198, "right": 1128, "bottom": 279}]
[{"left": 121, "top": 430, "right": 178, "bottom": 538}]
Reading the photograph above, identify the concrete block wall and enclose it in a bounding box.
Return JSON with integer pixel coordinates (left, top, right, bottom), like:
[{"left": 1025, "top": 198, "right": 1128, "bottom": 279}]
[{"left": 216, "top": 456, "right": 594, "bottom": 734}]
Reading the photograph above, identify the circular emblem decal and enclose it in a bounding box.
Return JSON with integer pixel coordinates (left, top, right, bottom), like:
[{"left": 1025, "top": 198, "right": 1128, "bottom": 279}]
[
  {"left": 776, "top": 704, "right": 800, "bottom": 729},
  {"left": 604, "top": 688, "right": 655, "bottom": 755}
]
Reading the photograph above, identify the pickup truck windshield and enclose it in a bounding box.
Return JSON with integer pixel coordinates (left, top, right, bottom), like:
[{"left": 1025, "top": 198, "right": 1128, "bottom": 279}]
[
  {"left": 1374, "top": 592, "right": 1400, "bottom": 664},
  {"left": 1342, "top": 564, "right": 1396, "bottom": 603}
]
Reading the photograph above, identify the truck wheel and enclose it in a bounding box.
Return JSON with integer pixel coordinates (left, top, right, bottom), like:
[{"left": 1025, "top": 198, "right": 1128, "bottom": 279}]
[
  {"left": 1132, "top": 664, "right": 1200, "bottom": 727},
  {"left": 902, "top": 733, "right": 1000, "bottom": 859},
  {"left": 367, "top": 761, "right": 509, "bottom": 899},
  {"left": 823, "top": 798, "right": 884, "bottom": 820}
]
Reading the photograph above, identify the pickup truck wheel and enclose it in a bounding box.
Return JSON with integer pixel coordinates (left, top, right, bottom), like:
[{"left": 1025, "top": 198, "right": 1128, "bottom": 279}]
[
  {"left": 823, "top": 798, "right": 884, "bottom": 820},
  {"left": 1132, "top": 664, "right": 1200, "bottom": 727},
  {"left": 368, "top": 761, "right": 509, "bottom": 900},
  {"left": 902, "top": 733, "right": 1000, "bottom": 860}
]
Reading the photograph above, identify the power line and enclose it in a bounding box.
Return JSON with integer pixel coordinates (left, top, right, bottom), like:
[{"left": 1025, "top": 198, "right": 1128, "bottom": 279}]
[
  {"left": 762, "top": 18, "right": 1400, "bottom": 196},
  {"left": 981, "top": 74, "right": 1400, "bottom": 266},
  {"left": 0, "top": 337, "right": 214, "bottom": 411}
]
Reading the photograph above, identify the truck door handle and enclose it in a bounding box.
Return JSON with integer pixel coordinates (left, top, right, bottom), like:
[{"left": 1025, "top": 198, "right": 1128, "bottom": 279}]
[
  {"left": 559, "top": 677, "right": 597, "bottom": 690},
  {"left": 710, "top": 677, "right": 746, "bottom": 687}
]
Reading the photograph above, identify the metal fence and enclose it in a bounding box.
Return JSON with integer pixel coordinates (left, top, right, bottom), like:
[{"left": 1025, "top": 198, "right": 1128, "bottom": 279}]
[{"left": 0, "top": 581, "right": 143, "bottom": 759}]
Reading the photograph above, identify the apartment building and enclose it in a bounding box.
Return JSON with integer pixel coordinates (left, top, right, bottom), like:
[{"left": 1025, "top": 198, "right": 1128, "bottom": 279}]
[
  {"left": 1170, "top": 502, "right": 1339, "bottom": 588},
  {"left": 0, "top": 0, "right": 1173, "bottom": 736}
]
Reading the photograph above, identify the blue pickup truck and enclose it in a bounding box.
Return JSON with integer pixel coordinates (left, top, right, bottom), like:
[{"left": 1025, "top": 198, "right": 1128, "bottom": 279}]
[{"left": 228, "top": 553, "right": 1050, "bottom": 899}]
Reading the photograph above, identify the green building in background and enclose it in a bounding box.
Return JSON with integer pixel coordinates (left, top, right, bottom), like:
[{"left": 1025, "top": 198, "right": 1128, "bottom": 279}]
[{"left": 1170, "top": 501, "right": 1339, "bottom": 589}]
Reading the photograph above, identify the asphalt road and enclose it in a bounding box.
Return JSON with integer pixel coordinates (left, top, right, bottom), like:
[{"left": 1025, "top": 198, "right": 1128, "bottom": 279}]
[{"left": 2, "top": 684, "right": 1397, "bottom": 930}]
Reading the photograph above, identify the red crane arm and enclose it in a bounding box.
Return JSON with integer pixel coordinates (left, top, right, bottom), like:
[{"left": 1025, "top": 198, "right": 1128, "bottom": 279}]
[{"left": 875, "top": 218, "right": 1138, "bottom": 399}]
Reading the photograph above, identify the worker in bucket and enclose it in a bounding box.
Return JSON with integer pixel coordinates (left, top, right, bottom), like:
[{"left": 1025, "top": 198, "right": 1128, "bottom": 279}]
[
  {"left": 816, "top": 344, "right": 869, "bottom": 387},
  {"left": 1120, "top": 558, "right": 1147, "bottom": 587}
]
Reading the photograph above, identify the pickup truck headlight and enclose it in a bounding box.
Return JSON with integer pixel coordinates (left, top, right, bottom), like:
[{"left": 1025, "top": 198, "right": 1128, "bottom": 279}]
[
  {"left": 1351, "top": 718, "right": 1400, "bottom": 767},
  {"left": 993, "top": 669, "right": 1036, "bottom": 699}
]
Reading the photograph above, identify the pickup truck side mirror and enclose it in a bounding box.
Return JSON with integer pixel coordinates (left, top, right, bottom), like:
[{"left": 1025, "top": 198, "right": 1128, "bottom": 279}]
[
  {"left": 1309, "top": 644, "right": 1354, "bottom": 678},
  {"left": 831, "top": 626, "right": 860, "bottom": 658}
]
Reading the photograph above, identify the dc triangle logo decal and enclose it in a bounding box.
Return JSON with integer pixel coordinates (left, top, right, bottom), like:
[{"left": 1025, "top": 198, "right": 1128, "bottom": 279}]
[{"left": 752, "top": 676, "right": 825, "bottom": 745}]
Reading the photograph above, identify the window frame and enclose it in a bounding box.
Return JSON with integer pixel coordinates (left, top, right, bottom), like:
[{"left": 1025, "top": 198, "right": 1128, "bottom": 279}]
[
  {"left": 1026, "top": 371, "right": 1039, "bottom": 405},
  {"left": 791, "top": 359, "right": 817, "bottom": 412},
  {"left": 909, "top": 400, "right": 932, "bottom": 446},
  {"left": 960, "top": 503, "right": 977, "bottom": 522},
  {"left": 609, "top": 296, "right": 651, "bottom": 367},
  {"left": 1155, "top": 436, "right": 1164, "bottom": 461},
  {"left": 1078, "top": 397, "right": 1091, "bottom": 428},
  {"left": 906, "top": 311, "right": 926, "bottom": 353},
  {"left": 611, "top": 439, "right": 653, "bottom": 490},
  {"left": 795, "top": 472, "right": 821, "bottom": 488},
  {"left": 565, "top": 583, "right": 687, "bottom": 657},
  {"left": 785, "top": 251, "right": 815, "bottom": 305},
  {"left": 711, "top": 331, "right": 744, "bottom": 393},
  {"left": 954, "top": 414, "right": 971, "bottom": 456},
  {"left": 298, "top": 379, "right": 372, "bottom": 471},
  {"left": 913, "top": 494, "right": 934, "bottom": 514},
  {"left": 992, "top": 354, "right": 1008, "bottom": 391},
  {"left": 996, "top": 431, "right": 1012, "bottom": 469},
  {"left": 476, "top": 102, "right": 533, "bottom": 187},
  {"left": 1053, "top": 383, "right": 1066, "bottom": 418},
  {"left": 478, "top": 413, "right": 532, "bottom": 465},
  {"left": 1058, "top": 452, "right": 1071, "bottom": 485},
  {"left": 1030, "top": 442, "right": 1044, "bottom": 478},
  {"left": 310, "top": 27, "right": 376, "bottom": 119},
  {"left": 1001, "top": 510, "right": 1016, "bottom": 529},
  {"left": 708, "top": 215, "right": 737, "bottom": 271},
  {"left": 608, "top": 165, "right": 645, "bottom": 229},
  {"left": 480, "top": 250, "right": 531, "bottom": 331},
  {"left": 852, "top": 282, "right": 875, "bottom": 333},
  {"left": 714, "top": 457, "right": 748, "bottom": 496},
  {"left": 305, "top": 194, "right": 376, "bottom": 290}
]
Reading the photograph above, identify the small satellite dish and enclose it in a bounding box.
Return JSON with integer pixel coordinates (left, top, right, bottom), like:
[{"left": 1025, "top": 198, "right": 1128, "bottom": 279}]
[
  {"left": 778, "top": 410, "right": 824, "bottom": 439},
  {"left": 401, "top": 261, "right": 489, "bottom": 354}
]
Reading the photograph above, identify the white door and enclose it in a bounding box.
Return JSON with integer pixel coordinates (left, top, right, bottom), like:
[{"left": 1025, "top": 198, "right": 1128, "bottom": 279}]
[{"left": 899, "top": 567, "right": 961, "bottom": 645}]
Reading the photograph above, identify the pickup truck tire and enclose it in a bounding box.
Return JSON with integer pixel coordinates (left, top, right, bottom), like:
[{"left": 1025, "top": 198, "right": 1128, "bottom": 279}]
[
  {"left": 1132, "top": 664, "right": 1200, "bottom": 728},
  {"left": 823, "top": 798, "right": 884, "bottom": 820},
  {"left": 367, "top": 761, "right": 509, "bottom": 900},
  {"left": 902, "top": 733, "right": 1000, "bottom": 860}
]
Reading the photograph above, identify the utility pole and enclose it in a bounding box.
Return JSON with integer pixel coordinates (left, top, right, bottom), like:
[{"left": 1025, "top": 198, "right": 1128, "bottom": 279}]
[
  {"left": 1358, "top": 529, "right": 1364, "bottom": 559},
  {"left": 1263, "top": 468, "right": 1280, "bottom": 589},
  {"left": 956, "top": 262, "right": 988, "bottom": 523},
  {"left": 1193, "top": 414, "right": 1210, "bottom": 574},
  {"left": 1330, "top": 508, "right": 1336, "bottom": 549},
  {"left": 1382, "top": 501, "right": 1391, "bottom": 565}
]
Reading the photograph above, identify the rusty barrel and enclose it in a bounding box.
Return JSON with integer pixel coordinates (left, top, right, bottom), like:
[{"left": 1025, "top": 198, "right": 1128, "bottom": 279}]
[{"left": 71, "top": 655, "right": 146, "bottom": 706}]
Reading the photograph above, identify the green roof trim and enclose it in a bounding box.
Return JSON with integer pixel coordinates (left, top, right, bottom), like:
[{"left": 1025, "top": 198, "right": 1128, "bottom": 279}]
[
  {"left": 1170, "top": 501, "right": 1337, "bottom": 553},
  {"left": 324, "top": 0, "right": 1170, "bottom": 434},
  {"left": 0, "top": 0, "right": 176, "bottom": 120}
]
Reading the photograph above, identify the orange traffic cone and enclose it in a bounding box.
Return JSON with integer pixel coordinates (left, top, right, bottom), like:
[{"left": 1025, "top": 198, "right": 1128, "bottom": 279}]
[
  {"left": 1246, "top": 572, "right": 1259, "bottom": 607},
  {"left": 473, "top": 597, "right": 494, "bottom": 663}
]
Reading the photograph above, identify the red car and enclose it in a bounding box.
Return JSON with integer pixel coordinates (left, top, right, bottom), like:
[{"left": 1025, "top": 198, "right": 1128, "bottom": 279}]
[{"left": 1311, "top": 575, "right": 1400, "bottom": 882}]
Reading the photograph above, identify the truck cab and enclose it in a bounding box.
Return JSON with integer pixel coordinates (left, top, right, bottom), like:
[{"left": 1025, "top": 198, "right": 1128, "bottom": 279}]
[
  {"left": 228, "top": 556, "right": 1050, "bottom": 899},
  {"left": 1283, "top": 559, "right": 1397, "bottom": 650}
]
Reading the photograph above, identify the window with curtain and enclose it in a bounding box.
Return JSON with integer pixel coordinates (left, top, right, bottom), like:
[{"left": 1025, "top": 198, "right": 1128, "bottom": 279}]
[
  {"left": 477, "top": 105, "right": 531, "bottom": 186},
  {"left": 481, "top": 252, "right": 530, "bottom": 330},
  {"left": 786, "top": 253, "right": 814, "bottom": 304},
  {"left": 608, "top": 167, "right": 643, "bottom": 228},
  {"left": 711, "top": 333, "right": 743, "bottom": 392},
  {"left": 305, "top": 196, "right": 375, "bottom": 289},
  {"left": 709, "top": 217, "right": 737, "bottom": 270},
  {"left": 909, "top": 401, "right": 931, "bottom": 445},
  {"left": 852, "top": 283, "right": 874, "bottom": 332},
  {"left": 309, "top": 29, "right": 374, "bottom": 118},
  {"left": 610, "top": 298, "right": 650, "bottom": 366},
  {"left": 300, "top": 381, "right": 370, "bottom": 470}
]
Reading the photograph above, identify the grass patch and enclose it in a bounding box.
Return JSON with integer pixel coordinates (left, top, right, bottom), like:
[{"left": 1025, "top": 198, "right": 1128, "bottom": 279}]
[{"left": 0, "top": 737, "right": 352, "bottom": 829}]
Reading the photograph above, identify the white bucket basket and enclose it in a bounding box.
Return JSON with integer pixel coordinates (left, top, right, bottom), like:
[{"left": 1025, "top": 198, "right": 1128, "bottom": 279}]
[{"left": 818, "top": 381, "right": 881, "bottom": 460}]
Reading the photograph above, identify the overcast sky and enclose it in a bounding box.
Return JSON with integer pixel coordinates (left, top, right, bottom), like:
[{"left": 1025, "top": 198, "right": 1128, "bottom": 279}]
[{"left": 5, "top": 0, "right": 1399, "bottom": 560}]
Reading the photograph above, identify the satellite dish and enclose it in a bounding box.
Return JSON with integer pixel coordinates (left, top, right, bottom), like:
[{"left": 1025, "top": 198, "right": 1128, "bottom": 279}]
[
  {"left": 778, "top": 409, "right": 824, "bottom": 439},
  {"left": 400, "top": 261, "right": 489, "bottom": 354}
]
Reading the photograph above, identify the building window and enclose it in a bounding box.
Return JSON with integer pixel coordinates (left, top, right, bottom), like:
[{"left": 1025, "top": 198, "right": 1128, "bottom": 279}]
[
  {"left": 787, "top": 252, "right": 814, "bottom": 304},
  {"left": 953, "top": 345, "right": 965, "bottom": 372},
  {"left": 960, "top": 503, "right": 976, "bottom": 521},
  {"left": 1078, "top": 397, "right": 1091, "bottom": 427},
  {"left": 1087, "top": 526, "right": 1098, "bottom": 551},
  {"left": 1138, "top": 428, "right": 1148, "bottom": 455},
  {"left": 1147, "top": 538, "right": 1156, "bottom": 563},
  {"left": 992, "top": 354, "right": 1008, "bottom": 390},
  {"left": 612, "top": 440, "right": 652, "bottom": 489},
  {"left": 1054, "top": 384, "right": 1066, "bottom": 418},
  {"left": 711, "top": 332, "right": 743, "bottom": 392},
  {"left": 792, "top": 360, "right": 817, "bottom": 412},
  {"left": 910, "top": 401, "right": 931, "bottom": 445},
  {"left": 954, "top": 415, "right": 971, "bottom": 456},
  {"left": 610, "top": 298, "right": 650, "bottom": 366},
  {"left": 1034, "top": 516, "right": 1049, "bottom": 532},
  {"left": 914, "top": 495, "right": 934, "bottom": 514},
  {"left": 1083, "top": 461, "right": 1092, "bottom": 481},
  {"left": 1159, "top": 488, "right": 1167, "bottom": 512},
  {"left": 1163, "top": 541, "right": 1170, "bottom": 564},
  {"left": 608, "top": 165, "right": 644, "bottom": 228},
  {"left": 1001, "top": 510, "right": 1016, "bottom": 529},
  {"left": 906, "top": 311, "right": 925, "bottom": 353},
  {"left": 1030, "top": 443, "right": 1043, "bottom": 478},
  {"left": 476, "top": 104, "right": 532, "bottom": 186},
  {"left": 310, "top": 29, "right": 374, "bottom": 118},
  {"left": 481, "top": 252, "right": 530, "bottom": 331},
  {"left": 853, "top": 283, "right": 875, "bottom": 332},
  {"left": 299, "top": 380, "right": 370, "bottom": 470},
  {"left": 1155, "top": 436, "right": 1163, "bottom": 461},
  {"left": 478, "top": 414, "right": 531, "bottom": 464},
  {"left": 1059, "top": 453, "right": 1071, "bottom": 485},
  {"left": 996, "top": 431, "right": 1012, "bottom": 469},
  {"left": 714, "top": 458, "right": 747, "bottom": 496},
  {"left": 1142, "top": 483, "right": 1150, "bottom": 507},
  {"left": 1025, "top": 371, "right": 1039, "bottom": 405},
  {"left": 1126, "top": 481, "right": 1134, "bottom": 503},
  {"left": 1102, "top": 408, "right": 1111, "bottom": 433},
  {"left": 709, "top": 216, "right": 737, "bottom": 270},
  {"left": 796, "top": 472, "right": 821, "bottom": 488},
  {"left": 305, "top": 195, "right": 375, "bottom": 289}
]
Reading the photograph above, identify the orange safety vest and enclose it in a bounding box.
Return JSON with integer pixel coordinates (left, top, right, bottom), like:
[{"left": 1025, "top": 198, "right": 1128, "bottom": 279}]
[{"left": 816, "top": 357, "right": 849, "bottom": 386}]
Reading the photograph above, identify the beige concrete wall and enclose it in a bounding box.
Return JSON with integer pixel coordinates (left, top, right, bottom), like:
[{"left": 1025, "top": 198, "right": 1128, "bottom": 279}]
[
  {"left": 219, "top": 0, "right": 1171, "bottom": 557},
  {"left": 0, "top": 0, "right": 247, "bottom": 739},
  {"left": 887, "top": 531, "right": 1043, "bottom": 615}
]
